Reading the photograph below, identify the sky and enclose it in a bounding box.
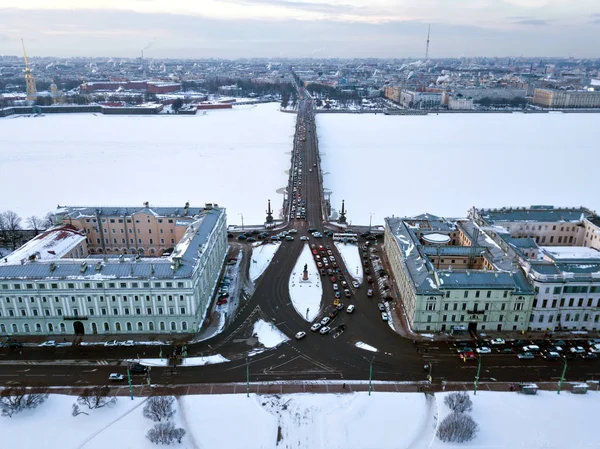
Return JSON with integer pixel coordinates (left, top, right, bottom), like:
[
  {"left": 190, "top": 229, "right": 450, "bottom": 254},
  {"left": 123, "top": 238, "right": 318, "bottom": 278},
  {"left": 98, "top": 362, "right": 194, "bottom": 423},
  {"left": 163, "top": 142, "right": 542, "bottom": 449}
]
[{"left": 1, "top": 0, "right": 599, "bottom": 58}]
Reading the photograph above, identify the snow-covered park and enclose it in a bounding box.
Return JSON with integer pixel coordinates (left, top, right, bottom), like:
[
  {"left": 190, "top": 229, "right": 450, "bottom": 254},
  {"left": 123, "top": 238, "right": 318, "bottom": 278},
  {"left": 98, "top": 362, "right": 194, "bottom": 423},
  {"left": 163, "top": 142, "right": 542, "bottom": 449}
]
[
  {"left": 288, "top": 244, "right": 323, "bottom": 322},
  {"left": 0, "top": 104, "right": 294, "bottom": 226},
  {"left": 335, "top": 242, "right": 363, "bottom": 283},
  {"left": 317, "top": 112, "right": 600, "bottom": 225},
  {"left": 2, "top": 390, "right": 598, "bottom": 449}
]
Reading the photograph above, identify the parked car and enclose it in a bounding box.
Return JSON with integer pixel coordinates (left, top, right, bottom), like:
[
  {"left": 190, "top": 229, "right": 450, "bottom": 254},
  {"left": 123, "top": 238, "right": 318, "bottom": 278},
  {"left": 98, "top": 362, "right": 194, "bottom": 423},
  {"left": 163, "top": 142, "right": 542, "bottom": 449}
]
[
  {"left": 343, "top": 289, "right": 351, "bottom": 298},
  {"left": 295, "top": 331, "right": 306, "bottom": 340},
  {"left": 319, "top": 326, "right": 331, "bottom": 335},
  {"left": 543, "top": 351, "right": 561, "bottom": 360},
  {"left": 121, "top": 340, "right": 135, "bottom": 347},
  {"left": 39, "top": 340, "right": 56, "bottom": 347},
  {"left": 367, "top": 276, "right": 373, "bottom": 283},
  {"left": 381, "top": 312, "right": 388, "bottom": 321},
  {"left": 109, "top": 373, "right": 125, "bottom": 381},
  {"left": 129, "top": 363, "right": 148, "bottom": 374},
  {"left": 237, "top": 234, "right": 247, "bottom": 240},
  {"left": 522, "top": 345, "right": 541, "bottom": 353},
  {"left": 217, "top": 298, "right": 227, "bottom": 305},
  {"left": 310, "top": 323, "right": 322, "bottom": 332},
  {"left": 570, "top": 346, "right": 586, "bottom": 354},
  {"left": 336, "top": 302, "right": 344, "bottom": 311},
  {"left": 104, "top": 340, "right": 118, "bottom": 347},
  {"left": 347, "top": 305, "right": 355, "bottom": 314},
  {"left": 377, "top": 303, "right": 385, "bottom": 311},
  {"left": 518, "top": 352, "right": 535, "bottom": 360},
  {"left": 247, "top": 237, "right": 256, "bottom": 242},
  {"left": 352, "top": 281, "right": 360, "bottom": 289},
  {"left": 460, "top": 352, "right": 477, "bottom": 362},
  {"left": 490, "top": 338, "right": 505, "bottom": 345},
  {"left": 334, "top": 291, "right": 341, "bottom": 299},
  {"left": 476, "top": 347, "right": 491, "bottom": 354},
  {"left": 332, "top": 283, "right": 339, "bottom": 291},
  {"left": 320, "top": 317, "right": 330, "bottom": 326},
  {"left": 329, "top": 309, "right": 339, "bottom": 318}
]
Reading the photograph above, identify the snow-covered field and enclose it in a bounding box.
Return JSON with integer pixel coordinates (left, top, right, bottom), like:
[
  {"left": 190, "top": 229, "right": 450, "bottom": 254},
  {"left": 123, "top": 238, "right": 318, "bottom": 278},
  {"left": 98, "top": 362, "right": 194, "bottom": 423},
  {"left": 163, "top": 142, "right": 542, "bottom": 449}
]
[
  {"left": 3, "top": 390, "right": 598, "bottom": 449},
  {"left": 249, "top": 242, "right": 281, "bottom": 282},
  {"left": 334, "top": 242, "right": 363, "bottom": 283},
  {"left": 317, "top": 112, "right": 600, "bottom": 225},
  {"left": 0, "top": 104, "right": 294, "bottom": 225},
  {"left": 289, "top": 243, "right": 323, "bottom": 322}
]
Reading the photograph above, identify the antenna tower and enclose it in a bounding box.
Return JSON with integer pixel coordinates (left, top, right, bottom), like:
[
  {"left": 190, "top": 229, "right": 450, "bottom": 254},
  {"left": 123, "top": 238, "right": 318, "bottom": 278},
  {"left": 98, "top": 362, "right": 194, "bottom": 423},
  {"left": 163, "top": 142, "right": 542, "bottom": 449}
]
[
  {"left": 21, "top": 38, "right": 37, "bottom": 101},
  {"left": 425, "top": 25, "right": 431, "bottom": 61}
]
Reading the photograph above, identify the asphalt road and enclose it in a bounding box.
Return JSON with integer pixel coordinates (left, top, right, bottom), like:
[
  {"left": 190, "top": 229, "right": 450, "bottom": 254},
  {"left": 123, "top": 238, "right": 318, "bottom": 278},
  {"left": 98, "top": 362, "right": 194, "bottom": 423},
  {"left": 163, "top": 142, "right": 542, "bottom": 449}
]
[{"left": 1, "top": 89, "right": 598, "bottom": 389}]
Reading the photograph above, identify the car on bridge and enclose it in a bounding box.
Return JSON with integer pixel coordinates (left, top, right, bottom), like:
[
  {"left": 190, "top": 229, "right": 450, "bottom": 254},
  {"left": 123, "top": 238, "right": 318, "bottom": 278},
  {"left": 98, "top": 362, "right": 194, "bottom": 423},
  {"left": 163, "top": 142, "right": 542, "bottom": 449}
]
[
  {"left": 39, "top": 340, "right": 56, "bottom": 347},
  {"left": 489, "top": 338, "right": 505, "bottom": 345},
  {"left": 381, "top": 312, "right": 388, "bottom": 321},
  {"left": 129, "top": 363, "right": 148, "bottom": 374}
]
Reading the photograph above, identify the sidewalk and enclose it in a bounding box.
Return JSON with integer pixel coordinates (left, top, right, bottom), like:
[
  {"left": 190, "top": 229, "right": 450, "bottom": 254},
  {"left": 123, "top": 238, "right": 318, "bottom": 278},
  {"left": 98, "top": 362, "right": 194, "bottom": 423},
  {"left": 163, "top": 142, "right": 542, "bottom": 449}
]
[{"left": 28, "top": 380, "right": 600, "bottom": 397}]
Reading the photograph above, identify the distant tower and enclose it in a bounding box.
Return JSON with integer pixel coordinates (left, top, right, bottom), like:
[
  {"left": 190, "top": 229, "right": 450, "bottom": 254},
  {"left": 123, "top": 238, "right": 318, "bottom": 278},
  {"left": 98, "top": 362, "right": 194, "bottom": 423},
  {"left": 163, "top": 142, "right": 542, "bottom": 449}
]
[
  {"left": 266, "top": 199, "right": 274, "bottom": 224},
  {"left": 50, "top": 79, "right": 58, "bottom": 97},
  {"left": 425, "top": 25, "right": 431, "bottom": 61},
  {"left": 21, "top": 38, "right": 37, "bottom": 101},
  {"left": 339, "top": 200, "right": 347, "bottom": 224}
]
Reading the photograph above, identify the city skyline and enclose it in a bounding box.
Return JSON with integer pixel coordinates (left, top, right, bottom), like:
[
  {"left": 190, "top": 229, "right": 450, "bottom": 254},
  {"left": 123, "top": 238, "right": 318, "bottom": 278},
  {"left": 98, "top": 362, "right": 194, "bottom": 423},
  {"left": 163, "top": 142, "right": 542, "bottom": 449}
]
[{"left": 1, "top": 0, "right": 599, "bottom": 59}]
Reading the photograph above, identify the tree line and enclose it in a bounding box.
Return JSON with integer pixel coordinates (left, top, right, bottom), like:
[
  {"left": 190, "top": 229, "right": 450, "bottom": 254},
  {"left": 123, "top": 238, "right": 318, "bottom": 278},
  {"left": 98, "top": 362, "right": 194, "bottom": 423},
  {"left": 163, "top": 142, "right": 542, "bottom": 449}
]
[{"left": 0, "top": 210, "right": 54, "bottom": 250}]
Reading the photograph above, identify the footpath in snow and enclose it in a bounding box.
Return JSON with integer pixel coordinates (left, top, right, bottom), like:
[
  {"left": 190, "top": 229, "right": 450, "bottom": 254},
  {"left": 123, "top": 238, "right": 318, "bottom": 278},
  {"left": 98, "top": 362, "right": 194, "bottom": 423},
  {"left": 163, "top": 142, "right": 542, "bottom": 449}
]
[
  {"left": 1, "top": 390, "right": 599, "bottom": 449},
  {"left": 249, "top": 242, "right": 281, "bottom": 283},
  {"left": 288, "top": 243, "right": 323, "bottom": 322}
]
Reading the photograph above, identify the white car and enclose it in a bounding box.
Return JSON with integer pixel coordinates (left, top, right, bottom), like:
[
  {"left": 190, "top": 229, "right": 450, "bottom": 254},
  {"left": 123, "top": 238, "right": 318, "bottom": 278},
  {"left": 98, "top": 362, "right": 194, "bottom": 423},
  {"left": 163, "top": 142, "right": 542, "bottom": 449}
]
[
  {"left": 332, "top": 283, "right": 339, "bottom": 291},
  {"left": 39, "top": 340, "right": 56, "bottom": 347},
  {"left": 346, "top": 305, "right": 355, "bottom": 313},
  {"left": 121, "top": 340, "right": 135, "bottom": 347},
  {"left": 289, "top": 229, "right": 298, "bottom": 234},
  {"left": 476, "top": 347, "right": 491, "bottom": 354},
  {"left": 108, "top": 373, "right": 125, "bottom": 381},
  {"left": 320, "top": 317, "right": 330, "bottom": 326},
  {"left": 352, "top": 281, "right": 359, "bottom": 289},
  {"left": 310, "top": 323, "right": 322, "bottom": 332},
  {"left": 295, "top": 331, "right": 306, "bottom": 340},
  {"left": 104, "top": 340, "right": 118, "bottom": 347},
  {"left": 490, "top": 338, "right": 505, "bottom": 345},
  {"left": 381, "top": 312, "right": 388, "bottom": 321},
  {"left": 319, "top": 326, "right": 331, "bottom": 335},
  {"left": 300, "top": 236, "right": 308, "bottom": 241},
  {"left": 570, "top": 346, "right": 586, "bottom": 354}
]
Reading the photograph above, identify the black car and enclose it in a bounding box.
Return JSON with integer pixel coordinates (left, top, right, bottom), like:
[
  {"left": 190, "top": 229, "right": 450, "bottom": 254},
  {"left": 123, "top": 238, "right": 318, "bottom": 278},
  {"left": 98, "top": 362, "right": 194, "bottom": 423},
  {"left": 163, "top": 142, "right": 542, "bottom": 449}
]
[
  {"left": 308, "top": 227, "right": 318, "bottom": 233},
  {"left": 366, "top": 235, "right": 377, "bottom": 241},
  {"left": 237, "top": 234, "right": 247, "bottom": 240},
  {"left": 247, "top": 237, "right": 257, "bottom": 242},
  {"left": 129, "top": 363, "right": 148, "bottom": 374},
  {"left": 329, "top": 309, "right": 339, "bottom": 318}
]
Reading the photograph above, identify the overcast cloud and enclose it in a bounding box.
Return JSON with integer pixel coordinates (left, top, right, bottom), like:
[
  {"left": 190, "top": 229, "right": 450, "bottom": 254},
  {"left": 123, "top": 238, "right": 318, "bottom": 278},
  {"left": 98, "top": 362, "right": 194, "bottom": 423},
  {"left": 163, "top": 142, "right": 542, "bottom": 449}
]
[{"left": 1, "top": 0, "right": 599, "bottom": 58}]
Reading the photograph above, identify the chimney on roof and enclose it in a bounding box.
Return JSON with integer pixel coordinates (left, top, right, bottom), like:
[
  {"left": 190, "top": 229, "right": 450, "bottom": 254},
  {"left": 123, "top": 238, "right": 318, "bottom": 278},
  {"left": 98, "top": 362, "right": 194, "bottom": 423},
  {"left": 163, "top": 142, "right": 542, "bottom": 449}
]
[{"left": 143, "top": 201, "right": 149, "bottom": 208}]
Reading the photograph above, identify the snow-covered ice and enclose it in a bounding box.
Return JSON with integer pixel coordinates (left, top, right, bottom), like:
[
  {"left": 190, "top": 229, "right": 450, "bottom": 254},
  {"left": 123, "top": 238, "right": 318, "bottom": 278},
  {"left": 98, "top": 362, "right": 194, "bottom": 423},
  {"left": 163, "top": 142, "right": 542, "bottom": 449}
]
[
  {"left": 334, "top": 242, "right": 363, "bottom": 283},
  {"left": 249, "top": 242, "right": 281, "bottom": 282},
  {"left": 289, "top": 243, "right": 323, "bottom": 322},
  {"left": 355, "top": 341, "right": 378, "bottom": 352},
  {"left": 0, "top": 104, "right": 294, "bottom": 225},
  {"left": 252, "top": 319, "right": 289, "bottom": 349},
  {"left": 1, "top": 390, "right": 599, "bottom": 449},
  {"left": 318, "top": 112, "right": 600, "bottom": 225}
]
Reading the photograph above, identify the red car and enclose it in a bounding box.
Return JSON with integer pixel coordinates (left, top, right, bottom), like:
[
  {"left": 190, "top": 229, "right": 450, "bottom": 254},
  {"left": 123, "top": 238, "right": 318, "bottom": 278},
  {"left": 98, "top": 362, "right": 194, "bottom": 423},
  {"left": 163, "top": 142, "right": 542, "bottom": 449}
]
[
  {"left": 312, "top": 249, "right": 318, "bottom": 255},
  {"left": 330, "top": 276, "right": 337, "bottom": 283},
  {"left": 460, "top": 352, "right": 477, "bottom": 362},
  {"left": 318, "top": 245, "right": 324, "bottom": 251},
  {"left": 217, "top": 298, "right": 228, "bottom": 305},
  {"left": 367, "top": 276, "right": 373, "bottom": 283}
]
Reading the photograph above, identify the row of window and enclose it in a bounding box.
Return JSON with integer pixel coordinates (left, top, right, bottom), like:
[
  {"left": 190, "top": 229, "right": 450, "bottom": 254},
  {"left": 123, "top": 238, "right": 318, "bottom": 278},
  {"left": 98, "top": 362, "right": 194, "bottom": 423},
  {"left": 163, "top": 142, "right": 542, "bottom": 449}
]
[
  {"left": 0, "top": 305, "right": 187, "bottom": 317},
  {"left": 88, "top": 228, "right": 175, "bottom": 235},
  {"left": 4, "top": 294, "right": 188, "bottom": 304},
  {"left": 1, "top": 281, "right": 188, "bottom": 290},
  {"left": 531, "top": 313, "right": 600, "bottom": 323},
  {"left": 443, "top": 291, "right": 512, "bottom": 299},
  {"left": 540, "top": 285, "right": 600, "bottom": 295},
  {"left": 0, "top": 320, "right": 188, "bottom": 334},
  {"left": 533, "top": 297, "right": 600, "bottom": 308},
  {"left": 85, "top": 217, "right": 175, "bottom": 224},
  {"left": 90, "top": 237, "right": 175, "bottom": 245},
  {"left": 425, "top": 300, "right": 524, "bottom": 312},
  {"left": 428, "top": 314, "right": 520, "bottom": 323}
]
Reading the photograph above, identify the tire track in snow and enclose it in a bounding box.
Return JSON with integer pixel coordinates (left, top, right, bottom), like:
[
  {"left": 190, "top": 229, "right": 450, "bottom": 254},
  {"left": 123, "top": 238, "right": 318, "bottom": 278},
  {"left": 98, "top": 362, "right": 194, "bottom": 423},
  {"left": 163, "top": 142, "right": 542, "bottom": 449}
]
[{"left": 404, "top": 393, "right": 438, "bottom": 449}]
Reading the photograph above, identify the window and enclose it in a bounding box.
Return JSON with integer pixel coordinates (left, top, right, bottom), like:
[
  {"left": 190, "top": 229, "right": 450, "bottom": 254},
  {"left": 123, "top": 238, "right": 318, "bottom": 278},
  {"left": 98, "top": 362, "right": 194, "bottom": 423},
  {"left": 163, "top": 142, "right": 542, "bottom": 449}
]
[
  {"left": 166, "top": 282, "right": 173, "bottom": 288},
  {"left": 442, "top": 315, "right": 447, "bottom": 322},
  {"left": 499, "top": 314, "right": 503, "bottom": 322},
  {"left": 89, "top": 308, "right": 94, "bottom": 316},
  {"left": 463, "top": 291, "right": 468, "bottom": 298},
  {"left": 120, "top": 282, "right": 127, "bottom": 288},
  {"left": 154, "top": 283, "right": 161, "bottom": 288},
  {"left": 475, "top": 291, "right": 480, "bottom": 298},
  {"left": 461, "top": 303, "right": 467, "bottom": 311},
  {"left": 588, "top": 298, "right": 593, "bottom": 307},
  {"left": 113, "top": 308, "right": 118, "bottom": 315},
  {"left": 169, "top": 307, "right": 175, "bottom": 315},
  {"left": 444, "top": 303, "right": 449, "bottom": 311},
  {"left": 560, "top": 298, "right": 565, "bottom": 307},
  {"left": 171, "top": 322, "right": 177, "bottom": 331},
  {"left": 158, "top": 307, "right": 164, "bottom": 314},
  {"left": 503, "top": 291, "right": 508, "bottom": 298},
  {"left": 180, "top": 307, "right": 186, "bottom": 314},
  {"left": 538, "top": 315, "right": 544, "bottom": 323},
  {"left": 514, "top": 315, "right": 519, "bottom": 322},
  {"left": 514, "top": 303, "right": 523, "bottom": 311},
  {"left": 178, "top": 282, "right": 184, "bottom": 288},
  {"left": 147, "top": 308, "right": 152, "bottom": 315},
  {"left": 451, "top": 315, "right": 456, "bottom": 322},
  {"left": 486, "top": 291, "right": 491, "bottom": 298},
  {"left": 578, "top": 298, "right": 583, "bottom": 307},
  {"left": 542, "top": 300, "right": 547, "bottom": 308},
  {"left": 101, "top": 308, "right": 107, "bottom": 315},
  {"left": 569, "top": 298, "right": 574, "bottom": 307},
  {"left": 426, "top": 315, "right": 432, "bottom": 322},
  {"left": 552, "top": 299, "right": 557, "bottom": 308},
  {"left": 533, "top": 299, "right": 538, "bottom": 308},
  {"left": 136, "top": 308, "right": 141, "bottom": 315},
  {"left": 57, "top": 309, "right": 62, "bottom": 316},
  {"left": 548, "top": 315, "right": 554, "bottom": 323},
  {"left": 453, "top": 303, "right": 458, "bottom": 311},
  {"left": 124, "top": 308, "right": 130, "bottom": 315}
]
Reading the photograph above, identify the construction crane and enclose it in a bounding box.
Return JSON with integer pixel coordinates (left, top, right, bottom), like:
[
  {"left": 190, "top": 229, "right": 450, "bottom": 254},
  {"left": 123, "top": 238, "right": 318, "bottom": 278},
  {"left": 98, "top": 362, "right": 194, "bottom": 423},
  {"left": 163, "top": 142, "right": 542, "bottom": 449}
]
[
  {"left": 425, "top": 25, "right": 431, "bottom": 61},
  {"left": 21, "top": 38, "right": 37, "bottom": 101}
]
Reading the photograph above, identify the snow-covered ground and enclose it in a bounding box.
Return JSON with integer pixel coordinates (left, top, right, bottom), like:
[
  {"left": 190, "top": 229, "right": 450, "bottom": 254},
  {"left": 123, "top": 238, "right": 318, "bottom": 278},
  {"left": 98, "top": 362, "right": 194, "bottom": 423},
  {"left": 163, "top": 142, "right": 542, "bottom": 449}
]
[
  {"left": 4, "top": 390, "right": 595, "bottom": 449},
  {"left": 0, "top": 104, "right": 294, "bottom": 225},
  {"left": 334, "top": 242, "right": 363, "bottom": 283},
  {"left": 289, "top": 243, "right": 323, "bottom": 322},
  {"left": 318, "top": 113, "right": 600, "bottom": 225},
  {"left": 252, "top": 319, "right": 289, "bottom": 349},
  {"left": 249, "top": 242, "right": 281, "bottom": 282},
  {"left": 127, "top": 355, "right": 229, "bottom": 367}
]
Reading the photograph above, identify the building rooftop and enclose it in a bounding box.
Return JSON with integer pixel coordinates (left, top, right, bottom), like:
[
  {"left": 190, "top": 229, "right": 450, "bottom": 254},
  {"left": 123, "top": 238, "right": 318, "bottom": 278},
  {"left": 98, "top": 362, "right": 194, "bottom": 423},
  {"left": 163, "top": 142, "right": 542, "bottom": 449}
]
[
  {"left": 539, "top": 246, "right": 600, "bottom": 262},
  {"left": 477, "top": 206, "right": 593, "bottom": 224},
  {"left": 1, "top": 225, "right": 85, "bottom": 265}
]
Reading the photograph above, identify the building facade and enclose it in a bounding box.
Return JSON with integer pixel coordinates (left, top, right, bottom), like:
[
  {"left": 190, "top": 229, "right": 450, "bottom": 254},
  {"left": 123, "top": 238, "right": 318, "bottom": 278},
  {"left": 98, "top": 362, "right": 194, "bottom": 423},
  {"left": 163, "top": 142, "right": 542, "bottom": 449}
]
[
  {"left": 384, "top": 214, "right": 534, "bottom": 333},
  {"left": 532, "top": 88, "right": 600, "bottom": 108},
  {"left": 0, "top": 204, "right": 227, "bottom": 336},
  {"left": 471, "top": 206, "right": 600, "bottom": 332}
]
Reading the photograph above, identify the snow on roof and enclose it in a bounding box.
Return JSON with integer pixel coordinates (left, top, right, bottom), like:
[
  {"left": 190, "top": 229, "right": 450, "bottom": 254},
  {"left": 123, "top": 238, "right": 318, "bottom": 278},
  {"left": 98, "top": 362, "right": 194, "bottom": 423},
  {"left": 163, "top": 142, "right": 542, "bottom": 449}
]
[
  {"left": 1, "top": 225, "right": 85, "bottom": 265},
  {"left": 540, "top": 246, "right": 600, "bottom": 261},
  {"left": 422, "top": 233, "right": 451, "bottom": 244}
]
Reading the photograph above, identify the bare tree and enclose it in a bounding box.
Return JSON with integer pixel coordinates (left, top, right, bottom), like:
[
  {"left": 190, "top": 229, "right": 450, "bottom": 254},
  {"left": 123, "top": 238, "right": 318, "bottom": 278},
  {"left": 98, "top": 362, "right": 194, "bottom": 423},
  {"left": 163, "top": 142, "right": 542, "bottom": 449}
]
[
  {"left": 42, "top": 212, "right": 55, "bottom": 230},
  {"left": 71, "top": 403, "right": 89, "bottom": 416},
  {"left": 0, "top": 211, "right": 22, "bottom": 249},
  {"left": 26, "top": 216, "right": 44, "bottom": 235},
  {"left": 0, "top": 387, "right": 48, "bottom": 417},
  {"left": 444, "top": 391, "right": 473, "bottom": 413},
  {"left": 437, "top": 412, "right": 478, "bottom": 443},
  {"left": 76, "top": 386, "right": 117, "bottom": 410},
  {"left": 143, "top": 396, "right": 176, "bottom": 422},
  {"left": 146, "top": 422, "right": 186, "bottom": 445}
]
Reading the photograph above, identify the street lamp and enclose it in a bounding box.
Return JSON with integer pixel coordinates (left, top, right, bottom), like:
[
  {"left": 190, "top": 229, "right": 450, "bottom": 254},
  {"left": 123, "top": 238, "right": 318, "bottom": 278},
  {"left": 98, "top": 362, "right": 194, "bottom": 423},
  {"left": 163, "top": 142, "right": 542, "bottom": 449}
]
[
  {"left": 369, "top": 213, "right": 374, "bottom": 234},
  {"left": 239, "top": 213, "right": 244, "bottom": 232},
  {"left": 474, "top": 354, "right": 482, "bottom": 395},
  {"left": 557, "top": 356, "right": 568, "bottom": 395},
  {"left": 246, "top": 357, "right": 250, "bottom": 398},
  {"left": 364, "top": 356, "right": 375, "bottom": 396}
]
